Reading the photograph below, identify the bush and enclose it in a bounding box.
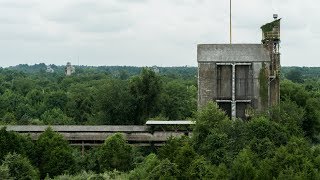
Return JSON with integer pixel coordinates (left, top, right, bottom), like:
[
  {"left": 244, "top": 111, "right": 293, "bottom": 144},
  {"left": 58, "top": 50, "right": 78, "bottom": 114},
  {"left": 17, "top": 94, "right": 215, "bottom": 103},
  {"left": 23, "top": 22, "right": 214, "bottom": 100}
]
[{"left": 1, "top": 152, "right": 39, "bottom": 180}]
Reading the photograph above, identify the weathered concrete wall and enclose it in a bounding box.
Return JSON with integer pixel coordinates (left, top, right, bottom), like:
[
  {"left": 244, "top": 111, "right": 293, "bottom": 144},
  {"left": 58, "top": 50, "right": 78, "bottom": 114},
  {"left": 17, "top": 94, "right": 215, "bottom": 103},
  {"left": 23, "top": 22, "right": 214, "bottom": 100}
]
[
  {"left": 197, "top": 44, "right": 270, "bottom": 62},
  {"left": 198, "top": 62, "right": 216, "bottom": 108}
]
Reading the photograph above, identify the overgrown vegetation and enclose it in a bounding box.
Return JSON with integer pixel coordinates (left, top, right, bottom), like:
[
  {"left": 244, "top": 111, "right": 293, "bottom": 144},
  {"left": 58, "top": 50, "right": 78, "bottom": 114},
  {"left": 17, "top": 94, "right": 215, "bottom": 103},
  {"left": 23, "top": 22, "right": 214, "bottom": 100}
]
[
  {"left": 0, "top": 65, "right": 197, "bottom": 125},
  {"left": 1, "top": 64, "right": 320, "bottom": 179},
  {"left": 259, "top": 63, "right": 268, "bottom": 107},
  {"left": 261, "top": 19, "right": 280, "bottom": 33}
]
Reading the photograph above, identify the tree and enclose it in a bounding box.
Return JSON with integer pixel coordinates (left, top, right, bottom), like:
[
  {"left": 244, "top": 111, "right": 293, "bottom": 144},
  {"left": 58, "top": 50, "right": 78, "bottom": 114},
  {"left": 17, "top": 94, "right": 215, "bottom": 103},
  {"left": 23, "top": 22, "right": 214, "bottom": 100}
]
[
  {"left": 192, "top": 102, "right": 230, "bottom": 165},
  {"left": 40, "top": 108, "right": 74, "bottom": 125},
  {"left": 147, "top": 159, "right": 179, "bottom": 180},
  {"left": 269, "top": 99, "right": 304, "bottom": 137},
  {"left": 247, "top": 117, "right": 288, "bottom": 147},
  {"left": 0, "top": 165, "right": 10, "bottom": 180},
  {"left": 44, "top": 90, "right": 68, "bottom": 110},
  {"left": 129, "top": 154, "right": 161, "bottom": 180},
  {"left": 259, "top": 137, "right": 318, "bottom": 179},
  {"left": 158, "top": 137, "right": 189, "bottom": 162},
  {"left": 174, "top": 143, "right": 197, "bottom": 178},
  {"left": 1, "top": 153, "right": 39, "bottom": 180},
  {"left": 0, "top": 127, "right": 35, "bottom": 161},
  {"left": 286, "top": 68, "right": 304, "bottom": 83},
  {"left": 304, "top": 97, "right": 320, "bottom": 141},
  {"left": 35, "top": 128, "right": 75, "bottom": 178},
  {"left": 129, "top": 68, "right": 162, "bottom": 124},
  {"left": 95, "top": 79, "right": 135, "bottom": 125},
  {"left": 159, "top": 81, "right": 197, "bottom": 119},
  {"left": 98, "top": 133, "right": 133, "bottom": 172},
  {"left": 230, "top": 149, "right": 257, "bottom": 180},
  {"left": 187, "top": 156, "right": 217, "bottom": 179},
  {"left": 280, "top": 80, "right": 309, "bottom": 107},
  {"left": 66, "top": 84, "right": 94, "bottom": 124}
]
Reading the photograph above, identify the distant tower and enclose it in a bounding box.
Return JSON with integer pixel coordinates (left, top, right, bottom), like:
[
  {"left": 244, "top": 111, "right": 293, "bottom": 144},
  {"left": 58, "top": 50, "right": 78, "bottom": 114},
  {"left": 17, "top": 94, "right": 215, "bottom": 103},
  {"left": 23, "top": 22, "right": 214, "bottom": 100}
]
[
  {"left": 152, "top": 66, "right": 160, "bottom": 74},
  {"left": 261, "top": 15, "right": 281, "bottom": 106},
  {"left": 65, "top": 62, "right": 75, "bottom": 76}
]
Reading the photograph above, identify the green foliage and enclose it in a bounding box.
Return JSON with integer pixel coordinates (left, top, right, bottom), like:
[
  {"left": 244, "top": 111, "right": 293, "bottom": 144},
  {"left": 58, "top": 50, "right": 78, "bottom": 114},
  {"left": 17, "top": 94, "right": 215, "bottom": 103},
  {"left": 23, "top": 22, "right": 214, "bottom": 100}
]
[
  {"left": 66, "top": 84, "right": 94, "bottom": 124},
  {"left": 3, "top": 64, "right": 320, "bottom": 179},
  {"left": 95, "top": 80, "right": 135, "bottom": 125},
  {"left": 41, "top": 108, "right": 74, "bottom": 125},
  {"left": 0, "top": 127, "right": 35, "bottom": 161},
  {"left": 269, "top": 99, "right": 304, "bottom": 136},
  {"left": 286, "top": 68, "right": 304, "bottom": 83},
  {"left": 158, "top": 136, "right": 190, "bottom": 162},
  {"left": 44, "top": 91, "right": 68, "bottom": 110},
  {"left": 258, "top": 137, "right": 319, "bottom": 179},
  {"left": 304, "top": 98, "right": 320, "bottom": 141},
  {"left": 129, "top": 154, "right": 160, "bottom": 180},
  {"left": 0, "top": 164, "right": 10, "bottom": 180},
  {"left": 281, "top": 80, "right": 320, "bottom": 141},
  {"left": 159, "top": 81, "right": 197, "bottom": 119},
  {"left": 47, "top": 170, "right": 129, "bottom": 180},
  {"left": 259, "top": 64, "right": 268, "bottom": 107},
  {"left": 230, "top": 149, "right": 256, "bottom": 180},
  {"left": 247, "top": 117, "right": 288, "bottom": 146},
  {"left": 0, "top": 65, "right": 197, "bottom": 125},
  {"left": 129, "top": 68, "right": 162, "bottom": 124},
  {"left": 192, "top": 102, "right": 231, "bottom": 165},
  {"left": 35, "top": 128, "right": 75, "bottom": 178},
  {"left": 1, "top": 152, "right": 39, "bottom": 180},
  {"left": 98, "top": 133, "right": 133, "bottom": 172},
  {"left": 186, "top": 156, "right": 217, "bottom": 179},
  {"left": 148, "top": 159, "right": 179, "bottom": 180},
  {"left": 261, "top": 19, "right": 280, "bottom": 32}
]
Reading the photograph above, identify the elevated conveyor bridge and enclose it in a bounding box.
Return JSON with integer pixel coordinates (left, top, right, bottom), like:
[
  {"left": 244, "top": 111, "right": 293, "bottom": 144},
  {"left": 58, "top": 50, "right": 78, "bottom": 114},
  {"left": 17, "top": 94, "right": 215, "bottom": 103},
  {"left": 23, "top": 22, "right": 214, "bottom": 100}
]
[{"left": 0, "top": 121, "right": 194, "bottom": 148}]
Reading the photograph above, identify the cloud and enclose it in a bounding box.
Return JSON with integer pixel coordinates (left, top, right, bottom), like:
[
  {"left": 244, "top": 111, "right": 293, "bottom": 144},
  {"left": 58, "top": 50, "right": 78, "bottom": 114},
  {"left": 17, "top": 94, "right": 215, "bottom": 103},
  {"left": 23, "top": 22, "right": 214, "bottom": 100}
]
[{"left": 0, "top": 0, "right": 318, "bottom": 67}]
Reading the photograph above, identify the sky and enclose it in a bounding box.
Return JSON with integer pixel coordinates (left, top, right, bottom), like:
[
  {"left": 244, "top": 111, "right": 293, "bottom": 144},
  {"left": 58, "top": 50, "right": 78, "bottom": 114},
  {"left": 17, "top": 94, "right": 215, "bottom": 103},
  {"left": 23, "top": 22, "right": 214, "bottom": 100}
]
[{"left": 0, "top": 0, "right": 318, "bottom": 67}]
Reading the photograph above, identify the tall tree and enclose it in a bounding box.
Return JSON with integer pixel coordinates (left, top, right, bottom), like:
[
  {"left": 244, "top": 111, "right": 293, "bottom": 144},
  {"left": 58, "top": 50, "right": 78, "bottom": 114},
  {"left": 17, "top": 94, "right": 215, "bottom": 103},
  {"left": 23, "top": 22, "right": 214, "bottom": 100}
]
[
  {"left": 98, "top": 133, "right": 134, "bottom": 172},
  {"left": 1, "top": 153, "right": 39, "bottom": 180},
  {"left": 129, "top": 68, "right": 162, "bottom": 124},
  {"left": 35, "top": 128, "right": 75, "bottom": 178}
]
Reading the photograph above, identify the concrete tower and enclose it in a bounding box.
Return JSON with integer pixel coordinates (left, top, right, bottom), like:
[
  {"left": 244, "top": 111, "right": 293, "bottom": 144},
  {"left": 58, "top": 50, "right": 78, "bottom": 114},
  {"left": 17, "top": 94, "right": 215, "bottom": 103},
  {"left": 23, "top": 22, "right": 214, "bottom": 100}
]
[
  {"left": 197, "top": 17, "right": 281, "bottom": 119},
  {"left": 65, "top": 62, "right": 75, "bottom": 76}
]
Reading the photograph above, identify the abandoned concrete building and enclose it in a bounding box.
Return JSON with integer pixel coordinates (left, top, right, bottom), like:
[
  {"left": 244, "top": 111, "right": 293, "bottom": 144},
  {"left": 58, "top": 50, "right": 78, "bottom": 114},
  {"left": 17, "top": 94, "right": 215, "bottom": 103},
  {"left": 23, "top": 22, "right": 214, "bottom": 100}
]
[{"left": 197, "top": 18, "right": 281, "bottom": 119}]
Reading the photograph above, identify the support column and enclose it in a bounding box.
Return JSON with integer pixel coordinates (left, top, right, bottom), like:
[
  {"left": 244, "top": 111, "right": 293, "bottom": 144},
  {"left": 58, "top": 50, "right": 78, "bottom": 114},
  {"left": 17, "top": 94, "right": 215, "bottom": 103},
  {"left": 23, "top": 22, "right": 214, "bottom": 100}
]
[
  {"left": 231, "top": 64, "right": 236, "bottom": 119},
  {"left": 81, "top": 140, "right": 84, "bottom": 156}
]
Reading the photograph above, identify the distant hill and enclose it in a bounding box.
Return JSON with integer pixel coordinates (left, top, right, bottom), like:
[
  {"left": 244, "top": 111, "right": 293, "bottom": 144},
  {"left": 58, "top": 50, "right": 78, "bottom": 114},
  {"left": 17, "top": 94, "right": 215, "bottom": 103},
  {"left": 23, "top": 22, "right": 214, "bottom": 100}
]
[
  {"left": 5, "top": 64, "right": 320, "bottom": 80},
  {"left": 5, "top": 64, "right": 198, "bottom": 79}
]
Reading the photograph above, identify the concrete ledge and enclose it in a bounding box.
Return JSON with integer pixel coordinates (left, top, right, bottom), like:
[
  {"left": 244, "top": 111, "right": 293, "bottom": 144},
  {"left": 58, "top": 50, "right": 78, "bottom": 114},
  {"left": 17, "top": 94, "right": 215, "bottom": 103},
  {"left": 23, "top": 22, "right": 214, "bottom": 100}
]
[{"left": 1, "top": 125, "right": 148, "bottom": 132}]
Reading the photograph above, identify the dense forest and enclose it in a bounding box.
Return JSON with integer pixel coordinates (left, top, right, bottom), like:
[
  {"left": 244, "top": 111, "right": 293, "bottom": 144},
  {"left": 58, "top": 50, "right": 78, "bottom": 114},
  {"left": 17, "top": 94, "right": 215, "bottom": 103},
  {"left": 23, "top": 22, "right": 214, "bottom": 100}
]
[{"left": 1, "top": 64, "right": 320, "bottom": 179}]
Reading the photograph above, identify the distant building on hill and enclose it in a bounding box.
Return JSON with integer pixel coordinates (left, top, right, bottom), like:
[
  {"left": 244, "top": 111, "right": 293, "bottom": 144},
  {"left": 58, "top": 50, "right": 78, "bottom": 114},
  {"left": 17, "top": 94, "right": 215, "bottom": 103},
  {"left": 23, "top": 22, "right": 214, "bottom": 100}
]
[
  {"left": 197, "top": 16, "right": 281, "bottom": 119},
  {"left": 65, "top": 62, "right": 75, "bottom": 76},
  {"left": 152, "top": 66, "right": 160, "bottom": 73},
  {"left": 46, "top": 65, "right": 54, "bottom": 73}
]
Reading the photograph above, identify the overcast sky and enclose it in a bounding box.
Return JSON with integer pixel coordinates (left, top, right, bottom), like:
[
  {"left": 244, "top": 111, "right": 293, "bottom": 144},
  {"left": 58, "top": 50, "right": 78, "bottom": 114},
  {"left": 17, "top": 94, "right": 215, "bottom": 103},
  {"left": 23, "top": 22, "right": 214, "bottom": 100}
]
[{"left": 0, "top": 0, "right": 318, "bottom": 67}]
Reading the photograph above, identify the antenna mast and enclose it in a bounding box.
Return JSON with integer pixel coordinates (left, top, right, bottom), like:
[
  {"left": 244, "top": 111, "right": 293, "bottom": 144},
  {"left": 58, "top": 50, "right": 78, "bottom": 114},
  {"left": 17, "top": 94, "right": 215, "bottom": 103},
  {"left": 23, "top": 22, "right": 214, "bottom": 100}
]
[{"left": 230, "top": 0, "right": 232, "bottom": 44}]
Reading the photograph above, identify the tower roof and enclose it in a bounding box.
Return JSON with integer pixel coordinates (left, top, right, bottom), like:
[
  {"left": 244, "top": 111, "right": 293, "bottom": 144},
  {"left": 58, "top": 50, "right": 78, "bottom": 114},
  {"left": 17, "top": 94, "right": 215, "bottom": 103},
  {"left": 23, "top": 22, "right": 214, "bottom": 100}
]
[{"left": 197, "top": 44, "right": 270, "bottom": 62}]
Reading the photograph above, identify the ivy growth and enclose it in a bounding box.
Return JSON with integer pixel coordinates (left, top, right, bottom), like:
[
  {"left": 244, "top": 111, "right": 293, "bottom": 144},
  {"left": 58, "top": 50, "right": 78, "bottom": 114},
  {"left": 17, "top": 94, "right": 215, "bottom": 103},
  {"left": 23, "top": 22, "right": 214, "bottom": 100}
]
[{"left": 259, "top": 63, "right": 268, "bottom": 107}]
